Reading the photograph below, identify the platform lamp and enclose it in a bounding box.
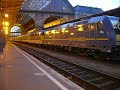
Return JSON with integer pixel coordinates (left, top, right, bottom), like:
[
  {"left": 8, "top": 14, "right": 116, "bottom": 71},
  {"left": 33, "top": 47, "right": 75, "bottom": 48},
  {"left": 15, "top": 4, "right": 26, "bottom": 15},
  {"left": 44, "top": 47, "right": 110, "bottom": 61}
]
[
  {"left": 5, "top": 13, "right": 9, "bottom": 18},
  {"left": 0, "top": 2, "right": 3, "bottom": 32},
  {"left": 5, "top": 0, "right": 9, "bottom": 18},
  {"left": 4, "top": 0, "right": 9, "bottom": 35}
]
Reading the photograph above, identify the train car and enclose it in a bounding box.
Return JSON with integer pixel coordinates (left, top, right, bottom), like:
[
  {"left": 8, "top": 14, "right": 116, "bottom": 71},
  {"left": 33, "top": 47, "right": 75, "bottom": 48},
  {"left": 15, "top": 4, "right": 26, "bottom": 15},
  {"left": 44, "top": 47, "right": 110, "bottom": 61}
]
[
  {"left": 42, "top": 15, "right": 120, "bottom": 57},
  {"left": 12, "top": 15, "right": 120, "bottom": 59}
]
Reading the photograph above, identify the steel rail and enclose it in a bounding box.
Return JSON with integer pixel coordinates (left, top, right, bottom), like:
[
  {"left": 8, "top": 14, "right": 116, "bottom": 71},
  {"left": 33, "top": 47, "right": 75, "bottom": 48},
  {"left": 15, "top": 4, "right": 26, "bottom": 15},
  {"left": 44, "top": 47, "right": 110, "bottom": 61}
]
[{"left": 14, "top": 42, "right": 120, "bottom": 90}]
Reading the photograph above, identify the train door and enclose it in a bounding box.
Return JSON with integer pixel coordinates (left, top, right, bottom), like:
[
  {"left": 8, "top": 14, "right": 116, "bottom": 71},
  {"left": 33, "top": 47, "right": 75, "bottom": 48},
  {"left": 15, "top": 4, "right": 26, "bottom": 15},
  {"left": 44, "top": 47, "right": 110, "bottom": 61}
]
[
  {"left": 96, "top": 22, "right": 105, "bottom": 50},
  {"left": 89, "top": 23, "right": 97, "bottom": 49}
]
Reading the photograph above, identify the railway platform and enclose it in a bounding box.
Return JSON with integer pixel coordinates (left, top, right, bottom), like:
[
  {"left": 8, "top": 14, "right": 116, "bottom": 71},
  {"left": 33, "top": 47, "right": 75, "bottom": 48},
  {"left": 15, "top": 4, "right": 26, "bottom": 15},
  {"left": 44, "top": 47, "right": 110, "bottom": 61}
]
[{"left": 0, "top": 42, "right": 84, "bottom": 90}]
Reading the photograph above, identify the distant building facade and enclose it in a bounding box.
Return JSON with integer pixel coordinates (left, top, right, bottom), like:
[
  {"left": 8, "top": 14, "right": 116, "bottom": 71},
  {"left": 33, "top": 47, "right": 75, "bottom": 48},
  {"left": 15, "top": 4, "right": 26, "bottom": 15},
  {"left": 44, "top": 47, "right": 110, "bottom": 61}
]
[{"left": 74, "top": 5, "right": 103, "bottom": 19}]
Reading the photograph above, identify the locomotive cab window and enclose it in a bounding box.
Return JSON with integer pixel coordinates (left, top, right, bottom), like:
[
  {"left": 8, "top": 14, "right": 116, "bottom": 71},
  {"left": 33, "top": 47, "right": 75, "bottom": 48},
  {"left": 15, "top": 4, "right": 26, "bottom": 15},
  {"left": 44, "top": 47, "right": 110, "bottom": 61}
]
[
  {"left": 88, "top": 24, "right": 95, "bottom": 30},
  {"left": 77, "top": 24, "right": 84, "bottom": 31},
  {"left": 97, "top": 22, "right": 103, "bottom": 30},
  {"left": 108, "top": 16, "right": 120, "bottom": 34}
]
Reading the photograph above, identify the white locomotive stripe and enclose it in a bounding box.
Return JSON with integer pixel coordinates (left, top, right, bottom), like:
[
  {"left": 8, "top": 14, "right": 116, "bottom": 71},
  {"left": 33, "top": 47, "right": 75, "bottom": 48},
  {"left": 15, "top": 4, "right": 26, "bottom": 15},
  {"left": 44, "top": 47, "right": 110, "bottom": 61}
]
[{"left": 12, "top": 43, "right": 69, "bottom": 90}]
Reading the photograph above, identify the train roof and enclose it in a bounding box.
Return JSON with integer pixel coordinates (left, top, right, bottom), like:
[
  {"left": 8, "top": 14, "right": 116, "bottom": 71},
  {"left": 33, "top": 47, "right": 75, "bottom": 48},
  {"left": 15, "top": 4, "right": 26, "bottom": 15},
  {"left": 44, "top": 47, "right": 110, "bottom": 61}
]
[
  {"left": 87, "top": 15, "right": 119, "bottom": 23},
  {"left": 88, "top": 15, "right": 107, "bottom": 23},
  {"left": 107, "top": 16, "right": 119, "bottom": 20},
  {"left": 42, "top": 15, "right": 119, "bottom": 31}
]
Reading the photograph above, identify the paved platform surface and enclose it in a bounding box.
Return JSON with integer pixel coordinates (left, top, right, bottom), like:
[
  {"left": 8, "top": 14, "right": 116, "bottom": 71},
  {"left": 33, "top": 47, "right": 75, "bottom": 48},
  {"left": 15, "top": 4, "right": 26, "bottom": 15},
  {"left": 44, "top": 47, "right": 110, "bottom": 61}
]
[{"left": 0, "top": 42, "right": 84, "bottom": 90}]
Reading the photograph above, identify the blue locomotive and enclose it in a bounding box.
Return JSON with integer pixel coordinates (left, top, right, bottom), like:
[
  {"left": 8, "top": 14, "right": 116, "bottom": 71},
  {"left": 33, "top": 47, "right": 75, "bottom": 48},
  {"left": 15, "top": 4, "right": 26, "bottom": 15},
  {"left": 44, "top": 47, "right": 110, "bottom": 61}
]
[{"left": 12, "top": 15, "right": 120, "bottom": 59}]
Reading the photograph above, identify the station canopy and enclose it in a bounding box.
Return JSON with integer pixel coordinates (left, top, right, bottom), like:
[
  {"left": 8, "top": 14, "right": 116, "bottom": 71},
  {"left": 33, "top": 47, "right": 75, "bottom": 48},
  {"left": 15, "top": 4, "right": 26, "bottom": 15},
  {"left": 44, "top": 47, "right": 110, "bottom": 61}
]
[
  {"left": 0, "top": 0, "right": 24, "bottom": 27},
  {"left": 16, "top": 0, "right": 74, "bottom": 25},
  {"left": 15, "top": 0, "right": 74, "bottom": 32},
  {"left": 1, "top": 0, "right": 74, "bottom": 33}
]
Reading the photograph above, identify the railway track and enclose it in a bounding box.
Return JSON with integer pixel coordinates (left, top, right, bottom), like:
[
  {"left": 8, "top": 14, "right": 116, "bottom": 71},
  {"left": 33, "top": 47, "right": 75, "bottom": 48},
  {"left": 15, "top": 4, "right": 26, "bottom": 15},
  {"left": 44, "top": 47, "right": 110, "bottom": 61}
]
[{"left": 14, "top": 42, "right": 120, "bottom": 90}]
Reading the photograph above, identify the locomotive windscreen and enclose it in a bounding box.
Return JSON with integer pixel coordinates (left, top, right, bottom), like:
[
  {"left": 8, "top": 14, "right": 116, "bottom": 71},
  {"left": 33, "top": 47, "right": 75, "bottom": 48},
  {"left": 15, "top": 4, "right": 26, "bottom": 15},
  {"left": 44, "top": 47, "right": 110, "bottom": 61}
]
[
  {"left": 108, "top": 16, "right": 120, "bottom": 45},
  {"left": 108, "top": 16, "right": 120, "bottom": 34}
]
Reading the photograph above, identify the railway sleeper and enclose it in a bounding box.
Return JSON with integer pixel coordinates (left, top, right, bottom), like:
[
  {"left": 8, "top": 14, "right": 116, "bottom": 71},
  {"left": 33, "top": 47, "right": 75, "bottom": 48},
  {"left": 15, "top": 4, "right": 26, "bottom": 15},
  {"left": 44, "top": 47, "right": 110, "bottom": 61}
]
[
  {"left": 88, "top": 77, "right": 104, "bottom": 83},
  {"left": 73, "top": 70, "right": 87, "bottom": 74},
  {"left": 98, "top": 82, "right": 120, "bottom": 90},
  {"left": 81, "top": 74, "right": 99, "bottom": 80},
  {"left": 48, "top": 62, "right": 66, "bottom": 66},
  {"left": 97, "top": 81, "right": 114, "bottom": 87},
  {"left": 50, "top": 61, "right": 64, "bottom": 64},
  {"left": 52, "top": 62, "right": 68, "bottom": 65},
  {"left": 61, "top": 66, "right": 77, "bottom": 70},
  {"left": 89, "top": 77, "right": 116, "bottom": 87},
  {"left": 66, "top": 69, "right": 79, "bottom": 72},
  {"left": 80, "top": 74, "right": 95, "bottom": 78},
  {"left": 57, "top": 64, "right": 70, "bottom": 68}
]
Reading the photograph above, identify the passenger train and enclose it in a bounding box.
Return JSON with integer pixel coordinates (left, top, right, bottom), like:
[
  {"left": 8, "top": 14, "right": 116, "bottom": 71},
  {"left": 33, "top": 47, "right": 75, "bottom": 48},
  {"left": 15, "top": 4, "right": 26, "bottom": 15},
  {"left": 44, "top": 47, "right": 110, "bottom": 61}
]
[{"left": 12, "top": 15, "right": 120, "bottom": 59}]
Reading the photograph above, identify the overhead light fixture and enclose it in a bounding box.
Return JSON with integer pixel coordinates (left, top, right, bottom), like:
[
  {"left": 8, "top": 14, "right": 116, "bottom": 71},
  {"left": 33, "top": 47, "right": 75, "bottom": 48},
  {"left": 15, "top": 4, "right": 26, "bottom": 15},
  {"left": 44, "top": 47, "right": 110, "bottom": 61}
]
[
  {"left": 5, "top": 0, "right": 9, "bottom": 18},
  {"left": 5, "top": 27, "right": 9, "bottom": 30},
  {"left": 4, "top": 21, "right": 9, "bottom": 26},
  {"left": 5, "top": 29, "right": 9, "bottom": 35},
  {"left": 5, "top": 13, "right": 9, "bottom": 17}
]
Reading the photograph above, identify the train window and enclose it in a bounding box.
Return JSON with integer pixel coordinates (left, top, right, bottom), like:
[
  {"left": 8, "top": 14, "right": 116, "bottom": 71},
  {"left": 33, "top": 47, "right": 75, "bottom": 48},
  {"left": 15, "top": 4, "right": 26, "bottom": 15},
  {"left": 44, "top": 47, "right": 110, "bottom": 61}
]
[
  {"left": 41, "top": 32, "right": 44, "bottom": 35},
  {"left": 91, "top": 25, "right": 94, "bottom": 30},
  {"left": 39, "top": 32, "right": 42, "bottom": 35},
  {"left": 77, "top": 24, "right": 84, "bottom": 31},
  {"left": 61, "top": 28, "right": 67, "bottom": 33},
  {"left": 97, "top": 22, "right": 103, "bottom": 30},
  {"left": 88, "top": 24, "right": 95, "bottom": 30},
  {"left": 89, "top": 24, "right": 94, "bottom": 30}
]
